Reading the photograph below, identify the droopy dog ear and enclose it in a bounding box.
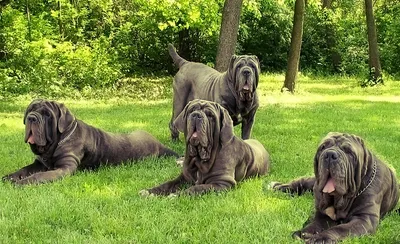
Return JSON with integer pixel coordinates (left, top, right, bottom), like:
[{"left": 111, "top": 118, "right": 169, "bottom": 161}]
[
  {"left": 56, "top": 102, "right": 75, "bottom": 133},
  {"left": 227, "top": 55, "right": 238, "bottom": 78},
  {"left": 229, "top": 55, "right": 238, "bottom": 70},
  {"left": 218, "top": 105, "right": 234, "bottom": 145},
  {"left": 173, "top": 101, "right": 194, "bottom": 133}
]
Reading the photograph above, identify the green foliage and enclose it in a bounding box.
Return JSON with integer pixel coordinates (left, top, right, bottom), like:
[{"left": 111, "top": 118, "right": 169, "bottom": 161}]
[
  {"left": 239, "top": 0, "right": 293, "bottom": 71},
  {"left": 1, "top": 0, "right": 400, "bottom": 97},
  {"left": 1, "top": 38, "right": 121, "bottom": 96},
  {"left": 376, "top": 2, "right": 400, "bottom": 77}
]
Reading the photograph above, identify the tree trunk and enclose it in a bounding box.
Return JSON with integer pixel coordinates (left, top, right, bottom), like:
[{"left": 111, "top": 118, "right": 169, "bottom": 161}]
[
  {"left": 178, "top": 28, "right": 192, "bottom": 61},
  {"left": 364, "top": 0, "right": 383, "bottom": 85},
  {"left": 282, "top": 0, "right": 305, "bottom": 93},
  {"left": 322, "top": 0, "right": 332, "bottom": 8},
  {"left": 0, "top": 0, "right": 10, "bottom": 11},
  {"left": 0, "top": 0, "right": 11, "bottom": 60},
  {"left": 215, "top": 0, "right": 243, "bottom": 72},
  {"left": 26, "top": 0, "right": 32, "bottom": 41}
]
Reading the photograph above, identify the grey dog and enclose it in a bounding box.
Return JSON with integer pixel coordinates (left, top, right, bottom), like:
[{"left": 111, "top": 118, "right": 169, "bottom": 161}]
[
  {"left": 141, "top": 99, "right": 270, "bottom": 196},
  {"left": 168, "top": 44, "right": 260, "bottom": 141},
  {"left": 3, "top": 99, "right": 179, "bottom": 185},
  {"left": 271, "top": 132, "right": 399, "bottom": 243}
]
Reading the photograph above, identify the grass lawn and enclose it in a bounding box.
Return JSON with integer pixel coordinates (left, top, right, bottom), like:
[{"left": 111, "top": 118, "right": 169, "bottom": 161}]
[{"left": 0, "top": 74, "right": 399, "bottom": 243}]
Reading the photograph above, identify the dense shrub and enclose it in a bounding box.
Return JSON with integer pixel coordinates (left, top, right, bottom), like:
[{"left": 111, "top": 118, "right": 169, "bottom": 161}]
[{"left": 0, "top": 0, "right": 399, "bottom": 97}]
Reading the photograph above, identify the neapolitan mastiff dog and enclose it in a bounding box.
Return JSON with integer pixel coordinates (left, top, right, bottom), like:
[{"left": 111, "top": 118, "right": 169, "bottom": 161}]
[
  {"left": 168, "top": 44, "right": 260, "bottom": 141},
  {"left": 271, "top": 132, "right": 399, "bottom": 243},
  {"left": 140, "top": 99, "right": 270, "bottom": 196},
  {"left": 3, "top": 99, "right": 179, "bottom": 185}
]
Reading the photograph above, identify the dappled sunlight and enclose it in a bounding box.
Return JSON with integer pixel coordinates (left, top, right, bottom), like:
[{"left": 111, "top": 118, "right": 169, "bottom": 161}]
[
  {"left": 0, "top": 114, "right": 24, "bottom": 133},
  {"left": 120, "top": 121, "right": 148, "bottom": 130},
  {"left": 81, "top": 183, "right": 122, "bottom": 199},
  {"left": 299, "top": 82, "right": 349, "bottom": 90},
  {"left": 394, "top": 119, "right": 400, "bottom": 128},
  {"left": 258, "top": 73, "right": 400, "bottom": 107},
  {"left": 259, "top": 92, "right": 400, "bottom": 107}
]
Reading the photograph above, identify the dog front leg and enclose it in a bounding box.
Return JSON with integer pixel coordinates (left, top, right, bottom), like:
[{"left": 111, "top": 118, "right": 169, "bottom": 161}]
[
  {"left": 292, "top": 211, "right": 337, "bottom": 241},
  {"left": 185, "top": 180, "right": 235, "bottom": 195},
  {"left": 271, "top": 177, "right": 316, "bottom": 196},
  {"left": 15, "top": 159, "right": 78, "bottom": 185},
  {"left": 143, "top": 173, "right": 189, "bottom": 196},
  {"left": 2, "top": 159, "right": 47, "bottom": 183},
  {"left": 241, "top": 106, "right": 258, "bottom": 140}
]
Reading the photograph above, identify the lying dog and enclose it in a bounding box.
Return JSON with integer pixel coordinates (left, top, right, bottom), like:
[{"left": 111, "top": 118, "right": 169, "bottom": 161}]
[
  {"left": 168, "top": 44, "right": 260, "bottom": 141},
  {"left": 140, "top": 99, "right": 270, "bottom": 196},
  {"left": 272, "top": 132, "right": 399, "bottom": 243},
  {"left": 3, "top": 99, "right": 179, "bottom": 185}
]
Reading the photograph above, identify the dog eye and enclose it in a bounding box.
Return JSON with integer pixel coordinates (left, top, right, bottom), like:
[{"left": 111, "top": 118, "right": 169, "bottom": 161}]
[
  {"left": 205, "top": 112, "right": 213, "bottom": 118},
  {"left": 341, "top": 145, "right": 352, "bottom": 153},
  {"left": 43, "top": 111, "right": 51, "bottom": 117}
]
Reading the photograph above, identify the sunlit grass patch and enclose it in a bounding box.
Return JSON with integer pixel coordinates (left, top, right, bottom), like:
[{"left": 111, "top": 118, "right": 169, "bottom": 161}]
[{"left": 0, "top": 74, "right": 399, "bottom": 243}]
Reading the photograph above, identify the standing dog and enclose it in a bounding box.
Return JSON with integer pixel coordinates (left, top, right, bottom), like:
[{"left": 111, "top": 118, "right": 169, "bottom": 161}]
[
  {"left": 140, "top": 99, "right": 270, "bottom": 196},
  {"left": 3, "top": 99, "right": 179, "bottom": 185},
  {"left": 272, "top": 132, "right": 399, "bottom": 243},
  {"left": 168, "top": 44, "right": 260, "bottom": 141}
]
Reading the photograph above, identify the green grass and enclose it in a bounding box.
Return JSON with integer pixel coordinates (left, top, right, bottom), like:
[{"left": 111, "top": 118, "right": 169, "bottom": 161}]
[{"left": 0, "top": 74, "right": 399, "bottom": 243}]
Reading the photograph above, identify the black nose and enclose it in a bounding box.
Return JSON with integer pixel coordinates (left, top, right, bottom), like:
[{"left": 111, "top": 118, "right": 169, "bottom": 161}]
[
  {"left": 27, "top": 116, "right": 37, "bottom": 123},
  {"left": 325, "top": 150, "right": 338, "bottom": 161},
  {"left": 243, "top": 69, "right": 251, "bottom": 76},
  {"left": 191, "top": 112, "right": 202, "bottom": 120}
]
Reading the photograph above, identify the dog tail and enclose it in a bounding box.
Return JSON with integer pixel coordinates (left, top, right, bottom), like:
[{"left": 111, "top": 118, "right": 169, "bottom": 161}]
[
  {"left": 168, "top": 43, "right": 188, "bottom": 68},
  {"left": 160, "top": 146, "right": 180, "bottom": 158}
]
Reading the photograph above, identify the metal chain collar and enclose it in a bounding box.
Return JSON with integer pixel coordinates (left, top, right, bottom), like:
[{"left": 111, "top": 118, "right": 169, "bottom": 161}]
[
  {"left": 356, "top": 160, "right": 377, "bottom": 197},
  {"left": 58, "top": 121, "right": 78, "bottom": 146}
]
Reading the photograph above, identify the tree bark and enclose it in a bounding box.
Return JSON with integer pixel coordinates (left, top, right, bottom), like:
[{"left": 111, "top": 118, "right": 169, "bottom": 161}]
[
  {"left": 26, "top": 0, "right": 32, "bottom": 41},
  {"left": 0, "top": 0, "right": 10, "bottom": 11},
  {"left": 215, "top": 0, "right": 243, "bottom": 72},
  {"left": 178, "top": 28, "right": 192, "bottom": 61},
  {"left": 282, "top": 0, "right": 305, "bottom": 93},
  {"left": 0, "top": 0, "right": 11, "bottom": 60},
  {"left": 364, "top": 0, "right": 383, "bottom": 84},
  {"left": 322, "top": 0, "right": 332, "bottom": 8}
]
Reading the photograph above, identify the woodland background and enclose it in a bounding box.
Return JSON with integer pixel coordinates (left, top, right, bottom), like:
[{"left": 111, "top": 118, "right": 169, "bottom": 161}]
[{"left": 0, "top": 0, "right": 399, "bottom": 97}]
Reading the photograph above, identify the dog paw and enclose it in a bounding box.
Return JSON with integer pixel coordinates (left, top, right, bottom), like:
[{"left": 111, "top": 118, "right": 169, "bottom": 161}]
[
  {"left": 291, "top": 230, "right": 302, "bottom": 240},
  {"left": 176, "top": 156, "right": 184, "bottom": 167},
  {"left": 305, "top": 233, "right": 337, "bottom": 244},
  {"left": 268, "top": 181, "right": 282, "bottom": 190},
  {"left": 138, "top": 189, "right": 155, "bottom": 197},
  {"left": 2, "top": 174, "right": 23, "bottom": 183},
  {"left": 167, "top": 193, "right": 178, "bottom": 198}
]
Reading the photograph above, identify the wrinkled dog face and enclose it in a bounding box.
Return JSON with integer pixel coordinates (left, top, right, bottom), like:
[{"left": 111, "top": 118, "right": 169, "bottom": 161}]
[
  {"left": 186, "top": 103, "right": 217, "bottom": 161},
  {"left": 314, "top": 132, "right": 366, "bottom": 197},
  {"left": 24, "top": 100, "right": 56, "bottom": 154},
  {"left": 174, "top": 99, "right": 234, "bottom": 162},
  {"left": 23, "top": 99, "right": 74, "bottom": 155},
  {"left": 230, "top": 55, "right": 260, "bottom": 102}
]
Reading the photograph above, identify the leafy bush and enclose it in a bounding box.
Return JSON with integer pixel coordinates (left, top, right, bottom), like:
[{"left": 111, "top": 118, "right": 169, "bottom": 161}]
[
  {"left": 1, "top": 38, "right": 121, "bottom": 96},
  {"left": 1, "top": 0, "right": 400, "bottom": 98}
]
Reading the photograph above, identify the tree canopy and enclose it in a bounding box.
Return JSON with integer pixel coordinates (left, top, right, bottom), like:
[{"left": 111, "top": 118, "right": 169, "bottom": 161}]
[{"left": 1, "top": 0, "right": 399, "bottom": 95}]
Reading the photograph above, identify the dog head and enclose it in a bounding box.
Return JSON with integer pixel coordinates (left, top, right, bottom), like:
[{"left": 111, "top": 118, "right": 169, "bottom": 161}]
[
  {"left": 173, "top": 99, "right": 234, "bottom": 173},
  {"left": 313, "top": 132, "right": 373, "bottom": 210},
  {"left": 227, "top": 55, "right": 260, "bottom": 103},
  {"left": 23, "top": 99, "right": 75, "bottom": 155}
]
